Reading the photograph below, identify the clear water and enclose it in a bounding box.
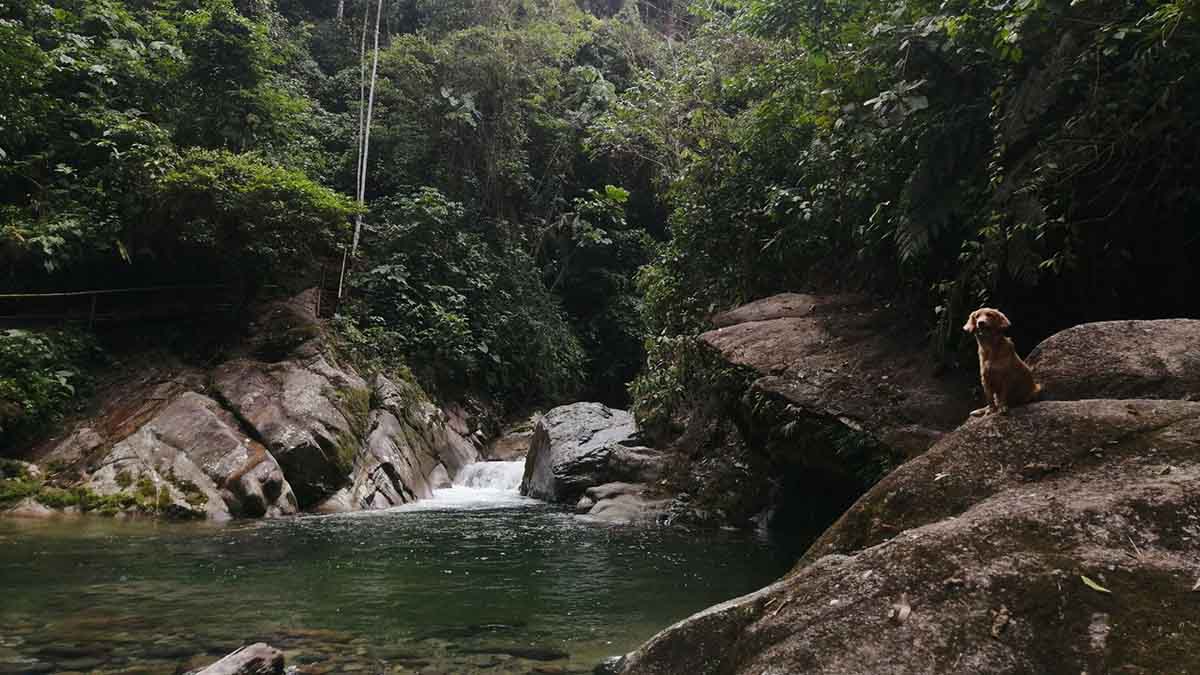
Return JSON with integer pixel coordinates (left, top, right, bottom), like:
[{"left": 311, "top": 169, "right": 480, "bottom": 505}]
[{"left": 0, "top": 462, "right": 799, "bottom": 674}]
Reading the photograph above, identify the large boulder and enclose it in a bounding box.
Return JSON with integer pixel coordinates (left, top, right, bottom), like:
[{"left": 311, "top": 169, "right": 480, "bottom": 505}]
[
  {"left": 520, "top": 403, "right": 663, "bottom": 504},
  {"left": 1027, "top": 319, "right": 1200, "bottom": 402},
  {"left": 701, "top": 293, "right": 974, "bottom": 458},
  {"left": 211, "top": 358, "right": 369, "bottom": 509},
  {"left": 613, "top": 399, "right": 1200, "bottom": 675}
]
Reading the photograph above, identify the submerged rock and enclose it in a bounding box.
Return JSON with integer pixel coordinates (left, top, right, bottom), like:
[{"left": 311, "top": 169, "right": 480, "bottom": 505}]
[
  {"left": 195, "top": 642, "right": 284, "bottom": 675},
  {"left": 613, "top": 398, "right": 1200, "bottom": 674},
  {"left": 520, "top": 403, "right": 663, "bottom": 505}
]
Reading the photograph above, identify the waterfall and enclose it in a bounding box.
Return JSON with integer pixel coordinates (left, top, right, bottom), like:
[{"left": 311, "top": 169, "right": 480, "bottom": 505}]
[
  {"left": 390, "top": 460, "right": 532, "bottom": 511},
  {"left": 453, "top": 461, "right": 525, "bottom": 491}
]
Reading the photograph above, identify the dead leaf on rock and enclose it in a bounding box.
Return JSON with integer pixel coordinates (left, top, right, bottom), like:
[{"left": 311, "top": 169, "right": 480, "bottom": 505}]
[{"left": 1081, "top": 575, "right": 1112, "bottom": 594}]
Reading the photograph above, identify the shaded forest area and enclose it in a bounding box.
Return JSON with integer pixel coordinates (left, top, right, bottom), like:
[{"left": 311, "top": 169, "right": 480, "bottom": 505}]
[{"left": 3, "top": 0, "right": 1198, "bottom": 448}]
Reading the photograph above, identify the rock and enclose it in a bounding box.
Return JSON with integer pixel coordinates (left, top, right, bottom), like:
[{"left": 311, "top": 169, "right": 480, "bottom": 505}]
[
  {"left": 1027, "top": 319, "right": 1200, "bottom": 402},
  {"left": 212, "top": 357, "right": 367, "bottom": 509},
  {"left": 520, "top": 403, "right": 663, "bottom": 504},
  {"left": 428, "top": 463, "right": 451, "bottom": 489},
  {"left": 701, "top": 293, "right": 974, "bottom": 458},
  {"left": 2, "top": 498, "right": 56, "bottom": 519},
  {"left": 486, "top": 428, "right": 533, "bottom": 461},
  {"left": 7, "top": 290, "right": 481, "bottom": 520},
  {"left": 613, "top": 399, "right": 1200, "bottom": 674},
  {"left": 196, "top": 643, "right": 284, "bottom": 675},
  {"left": 314, "top": 375, "right": 454, "bottom": 512},
  {"left": 39, "top": 390, "right": 299, "bottom": 520},
  {"left": 577, "top": 482, "right": 669, "bottom": 525}
]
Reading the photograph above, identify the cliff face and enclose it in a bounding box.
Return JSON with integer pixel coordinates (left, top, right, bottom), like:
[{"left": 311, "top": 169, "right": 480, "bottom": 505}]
[
  {"left": 1, "top": 290, "right": 482, "bottom": 520},
  {"left": 611, "top": 314, "right": 1200, "bottom": 675}
]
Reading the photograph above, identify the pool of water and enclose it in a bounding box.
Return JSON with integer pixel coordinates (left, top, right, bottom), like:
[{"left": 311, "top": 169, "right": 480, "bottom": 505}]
[{"left": 0, "top": 462, "right": 799, "bottom": 674}]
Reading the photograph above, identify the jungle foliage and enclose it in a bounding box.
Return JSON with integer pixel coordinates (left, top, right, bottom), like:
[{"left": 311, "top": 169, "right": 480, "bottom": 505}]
[
  {"left": 606, "top": 0, "right": 1200, "bottom": 429},
  {"left": 2, "top": 0, "right": 1196, "bottom": 427}
]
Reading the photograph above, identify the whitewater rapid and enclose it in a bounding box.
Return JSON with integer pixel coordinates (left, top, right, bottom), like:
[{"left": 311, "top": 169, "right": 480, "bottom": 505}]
[{"left": 394, "top": 460, "right": 534, "bottom": 510}]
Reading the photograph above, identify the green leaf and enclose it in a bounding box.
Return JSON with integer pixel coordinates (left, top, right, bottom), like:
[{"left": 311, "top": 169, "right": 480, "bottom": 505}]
[{"left": 1080, "top": 575, "right": 1111, "bottom": 594}]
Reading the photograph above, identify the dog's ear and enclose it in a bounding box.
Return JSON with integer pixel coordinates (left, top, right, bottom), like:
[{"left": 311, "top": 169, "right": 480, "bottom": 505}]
[
  {"left": 963, "top": 310, "right": 978, "bottom": 333},
  {"left": 993, "top": 310, "right": 1012, "bottom": 331}
]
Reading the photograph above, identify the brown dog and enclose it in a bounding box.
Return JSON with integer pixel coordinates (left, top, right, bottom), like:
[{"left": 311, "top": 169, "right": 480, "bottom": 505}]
[{"left": 963, "top": 307, "right": 1041, "bottom": 416}]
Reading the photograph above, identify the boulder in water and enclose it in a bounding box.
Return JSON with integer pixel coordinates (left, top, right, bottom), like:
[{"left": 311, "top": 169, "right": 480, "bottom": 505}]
[
  {"left": 520, "top": 403, "right": 663, "bottom": 505},
  {"left": 576, "top": 482, "right": 669, "bottom": 525}
]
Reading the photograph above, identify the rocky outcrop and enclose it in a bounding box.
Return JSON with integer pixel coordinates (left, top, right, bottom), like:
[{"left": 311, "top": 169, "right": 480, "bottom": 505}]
[
  {"left": 3, "top": 290, "right": 481, "bottom": 520},
  {"left": 615, "top": 399, "right": 1200, "bottom": 675},
  {"left": 520, "top": 403, "right": 664, "bottom": 505},
  {"left": 314, "top": 375, "right": 480, "bottom": 513},
  {"left": 702, "top": 293, "right": 974, "bottom": 458},
  {"left": 1027, "top": 319, "right": 1200, "bottom": 402},
  {"left": 612, "top": 318, "right": 1200, "bottom": 675},
  {"left": 196, "top": 643, "right": 284, "bottom": 675},
  {"left": 665, "top": 293, "right": 974, "bottom": 531}
]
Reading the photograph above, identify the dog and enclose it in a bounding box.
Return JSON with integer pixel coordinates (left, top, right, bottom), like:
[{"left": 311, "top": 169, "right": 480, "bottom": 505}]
[{"left": 963, "top": 307, "right": 1041, "bottom": 416}]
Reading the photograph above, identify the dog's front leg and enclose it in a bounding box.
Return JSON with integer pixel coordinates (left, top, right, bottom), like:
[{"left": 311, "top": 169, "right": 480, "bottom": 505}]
[{"left": 970, "top": 377, "right": 997, "bottom": 416}]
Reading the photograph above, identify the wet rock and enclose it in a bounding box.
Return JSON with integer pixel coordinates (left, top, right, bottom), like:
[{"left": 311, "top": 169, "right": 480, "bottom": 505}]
[
  {"left": 576, "top": 482, "right": 669, "bottom": 525},
  {"left": 520, "top": 403, "right": 663, "bottom": 504},
  {"left": 614, "top": 399, "right": 1200, "bottom": 674},
  {"left": 195, "top": 643, "right": 284, "bottom": 675},
  {"left": 1027, "top": 319, "right": 1200, "bottom": 401}
]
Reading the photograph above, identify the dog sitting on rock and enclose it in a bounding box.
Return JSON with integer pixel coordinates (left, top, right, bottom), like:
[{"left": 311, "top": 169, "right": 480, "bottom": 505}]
[{"left": 963, "top": 307, "right": 1041, "bottom": 416}]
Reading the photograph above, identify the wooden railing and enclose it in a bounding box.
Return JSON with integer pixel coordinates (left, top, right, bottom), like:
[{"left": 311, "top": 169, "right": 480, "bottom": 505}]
[{"left": 0, "top": 284, "right": 240, "bottom": 329}]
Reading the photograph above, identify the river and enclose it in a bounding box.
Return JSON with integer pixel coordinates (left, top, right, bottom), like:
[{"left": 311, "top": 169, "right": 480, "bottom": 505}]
[{"left": 0, "top": 461, "right": 798, "bottom": 674}]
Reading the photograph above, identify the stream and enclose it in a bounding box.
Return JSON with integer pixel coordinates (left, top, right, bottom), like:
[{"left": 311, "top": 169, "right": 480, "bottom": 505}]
[{"left": 0, "top": 461, "right": 799, "bottom": 674}]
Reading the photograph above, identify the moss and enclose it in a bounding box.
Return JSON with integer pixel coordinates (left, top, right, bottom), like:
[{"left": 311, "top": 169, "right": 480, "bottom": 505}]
[
  {"left": 0, "top": 458, "right": 29, "bottom": 480},
  {"left": 332, "top": 430, "right": 360, "bottom": 475},
  {"left": 35, "top": 485, "right": 82, "bottom": 508},
  {"left": 0, "top": 476, "right": 42, "bottom": 506},
  {"left": 335, "top": 386, "right": 372, "bottom": 439},
  {"left": 166, "top": 470, "right": 208, "bottom": 509},
  {"left": 114, "top": 470, "right": 134, "bottom": 488}
]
